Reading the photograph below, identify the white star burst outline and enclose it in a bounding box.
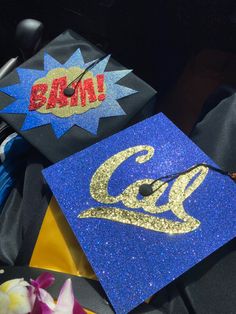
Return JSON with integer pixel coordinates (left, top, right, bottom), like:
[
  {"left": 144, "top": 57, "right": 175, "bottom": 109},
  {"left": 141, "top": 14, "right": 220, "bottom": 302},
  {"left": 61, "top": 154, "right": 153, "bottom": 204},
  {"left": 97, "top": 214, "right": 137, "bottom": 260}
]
[{"left": 0, "top": 49, "right": 137, "bottom": 137}]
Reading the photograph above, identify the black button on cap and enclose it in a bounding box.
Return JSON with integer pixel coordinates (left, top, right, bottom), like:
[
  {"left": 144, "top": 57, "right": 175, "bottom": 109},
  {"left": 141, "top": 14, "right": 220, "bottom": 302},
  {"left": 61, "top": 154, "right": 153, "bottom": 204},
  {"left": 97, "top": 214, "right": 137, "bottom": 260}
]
[
  {"left": 139, "top": 184, "right": 153, "bottom": 197},
  {"left": 64, "top": 87, "right": 75, "bottom": 97}
]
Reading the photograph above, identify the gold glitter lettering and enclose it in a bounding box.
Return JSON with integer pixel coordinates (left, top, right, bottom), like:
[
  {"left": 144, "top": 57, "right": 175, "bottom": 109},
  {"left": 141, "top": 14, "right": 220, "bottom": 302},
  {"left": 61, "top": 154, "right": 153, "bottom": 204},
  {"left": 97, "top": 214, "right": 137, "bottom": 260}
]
[{"left": 79, "top": 146, "right": 208, "bottom": 234}]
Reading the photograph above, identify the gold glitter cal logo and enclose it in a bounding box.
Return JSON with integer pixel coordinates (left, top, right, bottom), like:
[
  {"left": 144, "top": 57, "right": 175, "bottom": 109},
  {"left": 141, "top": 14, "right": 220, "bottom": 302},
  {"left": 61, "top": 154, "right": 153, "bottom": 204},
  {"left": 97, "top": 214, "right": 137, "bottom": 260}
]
[{"left": 79, "top": 145, "right": 209, "bottom": 234}]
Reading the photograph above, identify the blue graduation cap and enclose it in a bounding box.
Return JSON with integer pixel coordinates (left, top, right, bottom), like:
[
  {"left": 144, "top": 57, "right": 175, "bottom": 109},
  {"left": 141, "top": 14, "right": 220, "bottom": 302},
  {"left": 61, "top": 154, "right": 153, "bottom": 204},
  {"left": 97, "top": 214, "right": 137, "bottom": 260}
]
[{"left": 43, "top": 113, "right": 236, "bottom": 313}]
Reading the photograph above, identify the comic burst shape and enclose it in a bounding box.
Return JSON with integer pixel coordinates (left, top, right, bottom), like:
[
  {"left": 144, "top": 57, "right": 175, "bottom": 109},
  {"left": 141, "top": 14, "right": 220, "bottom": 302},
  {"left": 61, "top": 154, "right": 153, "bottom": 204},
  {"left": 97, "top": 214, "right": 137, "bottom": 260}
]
[{"left": 0, "top": 49, "right": 137, "bottom": 137}]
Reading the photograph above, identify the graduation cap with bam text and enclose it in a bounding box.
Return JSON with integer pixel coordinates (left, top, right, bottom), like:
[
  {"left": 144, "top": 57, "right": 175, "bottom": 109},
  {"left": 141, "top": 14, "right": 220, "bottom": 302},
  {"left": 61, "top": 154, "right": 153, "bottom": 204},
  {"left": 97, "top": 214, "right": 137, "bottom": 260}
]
[{"left": 0, "top": 30, "right": 157, "bottom": 163}]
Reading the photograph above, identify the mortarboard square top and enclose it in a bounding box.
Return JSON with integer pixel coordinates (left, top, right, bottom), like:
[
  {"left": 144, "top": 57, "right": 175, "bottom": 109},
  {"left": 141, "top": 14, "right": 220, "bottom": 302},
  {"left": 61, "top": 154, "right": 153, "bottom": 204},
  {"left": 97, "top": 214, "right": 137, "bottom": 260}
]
[
  {"left": 43, "top": 113, "right": 236, "bottom": 313},
  {"left": 0, "top": 30, "right": 156, "bottom": 163}
]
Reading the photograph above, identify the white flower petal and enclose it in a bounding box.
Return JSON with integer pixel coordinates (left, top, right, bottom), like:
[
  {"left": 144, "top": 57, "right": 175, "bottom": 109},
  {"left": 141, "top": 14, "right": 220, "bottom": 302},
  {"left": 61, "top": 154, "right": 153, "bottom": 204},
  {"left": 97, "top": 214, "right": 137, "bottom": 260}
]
[
  {"left": 0, "top": 290, "right": 10, "bottom": 314},
  {"left": 38, "top": 288, "right": 55, "bottom": 310},
  {"left": 54, "top": 279, "right": 74, "bottom": 314},
  {"left": 0, "top": 279, "right": 31, "bottom": 314},
  {"left": 0, "top": 279, "right": 26, "bottom": 293},
  {"left": 8, "top": 285, "right": 31, "bottom": 314}
]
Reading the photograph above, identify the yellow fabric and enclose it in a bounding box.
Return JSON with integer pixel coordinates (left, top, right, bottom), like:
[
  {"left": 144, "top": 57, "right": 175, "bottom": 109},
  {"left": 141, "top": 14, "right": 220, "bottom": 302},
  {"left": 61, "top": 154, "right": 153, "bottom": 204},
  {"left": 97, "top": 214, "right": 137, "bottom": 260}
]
[
  {"left": 30, "top": 197, "right": 96, "bottom": 280},
  {"left": 29, "top": 197, "right": 151, "bottom": 312}
]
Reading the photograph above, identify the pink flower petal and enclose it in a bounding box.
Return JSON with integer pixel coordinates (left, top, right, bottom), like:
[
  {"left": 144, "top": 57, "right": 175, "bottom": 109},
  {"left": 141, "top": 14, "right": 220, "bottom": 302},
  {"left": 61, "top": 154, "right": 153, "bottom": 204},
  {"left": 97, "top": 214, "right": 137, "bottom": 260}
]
[
  {"left": 73, "top": 299, "right": 86, "bottom": 314},
  {"left": 31, "top": 273, "right": 55, "bottom": 290},
  {"left": 28, "top": 278, "right": 55, "bottom": 311},
  {"left": 28, "top": 285, "right": 36, "bottom": 308},
  {"left": 29, "top": 274, "right": 86, "bottom": 314},
  {"left": 31, "top": 297, "right": 53, "bottom": 314}
]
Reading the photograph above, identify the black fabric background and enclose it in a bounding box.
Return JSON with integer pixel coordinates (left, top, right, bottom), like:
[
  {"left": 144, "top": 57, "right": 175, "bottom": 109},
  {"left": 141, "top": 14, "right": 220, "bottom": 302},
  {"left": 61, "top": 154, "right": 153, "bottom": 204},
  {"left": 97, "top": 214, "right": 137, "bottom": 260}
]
[
  {"left": 0, "top": 148, "right": 50, "bottom": 266},
  {"left": 192, "top": 87, "right": 236, "bottom": 172},
  {"left": 186, "top": 86, "right": 236, "bottom": 314}
]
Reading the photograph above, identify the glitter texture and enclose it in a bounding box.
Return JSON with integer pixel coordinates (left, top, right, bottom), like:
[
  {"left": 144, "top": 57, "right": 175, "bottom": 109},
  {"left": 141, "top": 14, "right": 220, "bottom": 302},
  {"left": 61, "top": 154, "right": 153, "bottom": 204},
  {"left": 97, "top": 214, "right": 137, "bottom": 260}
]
[
  {"left": 78, "top": 145, "right": 208, "bottom": 234},
  {"left": 0, "top": 50, "right": 137, "bottom": 137},
  {"left": 79, "top": 207, "right": 200, "bottom": 233},
  {"left": 43, "top": 113, "right": 236, "bottom": 314}
]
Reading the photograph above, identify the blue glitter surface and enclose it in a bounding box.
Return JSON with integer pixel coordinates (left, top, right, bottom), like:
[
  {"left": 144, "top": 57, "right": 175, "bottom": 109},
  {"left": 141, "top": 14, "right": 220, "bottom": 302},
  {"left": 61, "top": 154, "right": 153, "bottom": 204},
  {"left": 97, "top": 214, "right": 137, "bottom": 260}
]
[
  {"left": 0, "top": 49, "right": 136, "bottom": 137},
  {"left": 43, "top": 113, "right": 236, "bottom": 313}
]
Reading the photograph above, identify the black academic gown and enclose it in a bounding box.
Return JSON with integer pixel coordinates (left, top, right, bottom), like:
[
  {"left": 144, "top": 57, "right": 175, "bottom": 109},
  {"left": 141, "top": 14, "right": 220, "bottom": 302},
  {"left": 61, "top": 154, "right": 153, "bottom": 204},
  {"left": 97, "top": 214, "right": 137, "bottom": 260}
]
[{"left": 185, "top": 85, "right": 236, "bottom": 314}]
